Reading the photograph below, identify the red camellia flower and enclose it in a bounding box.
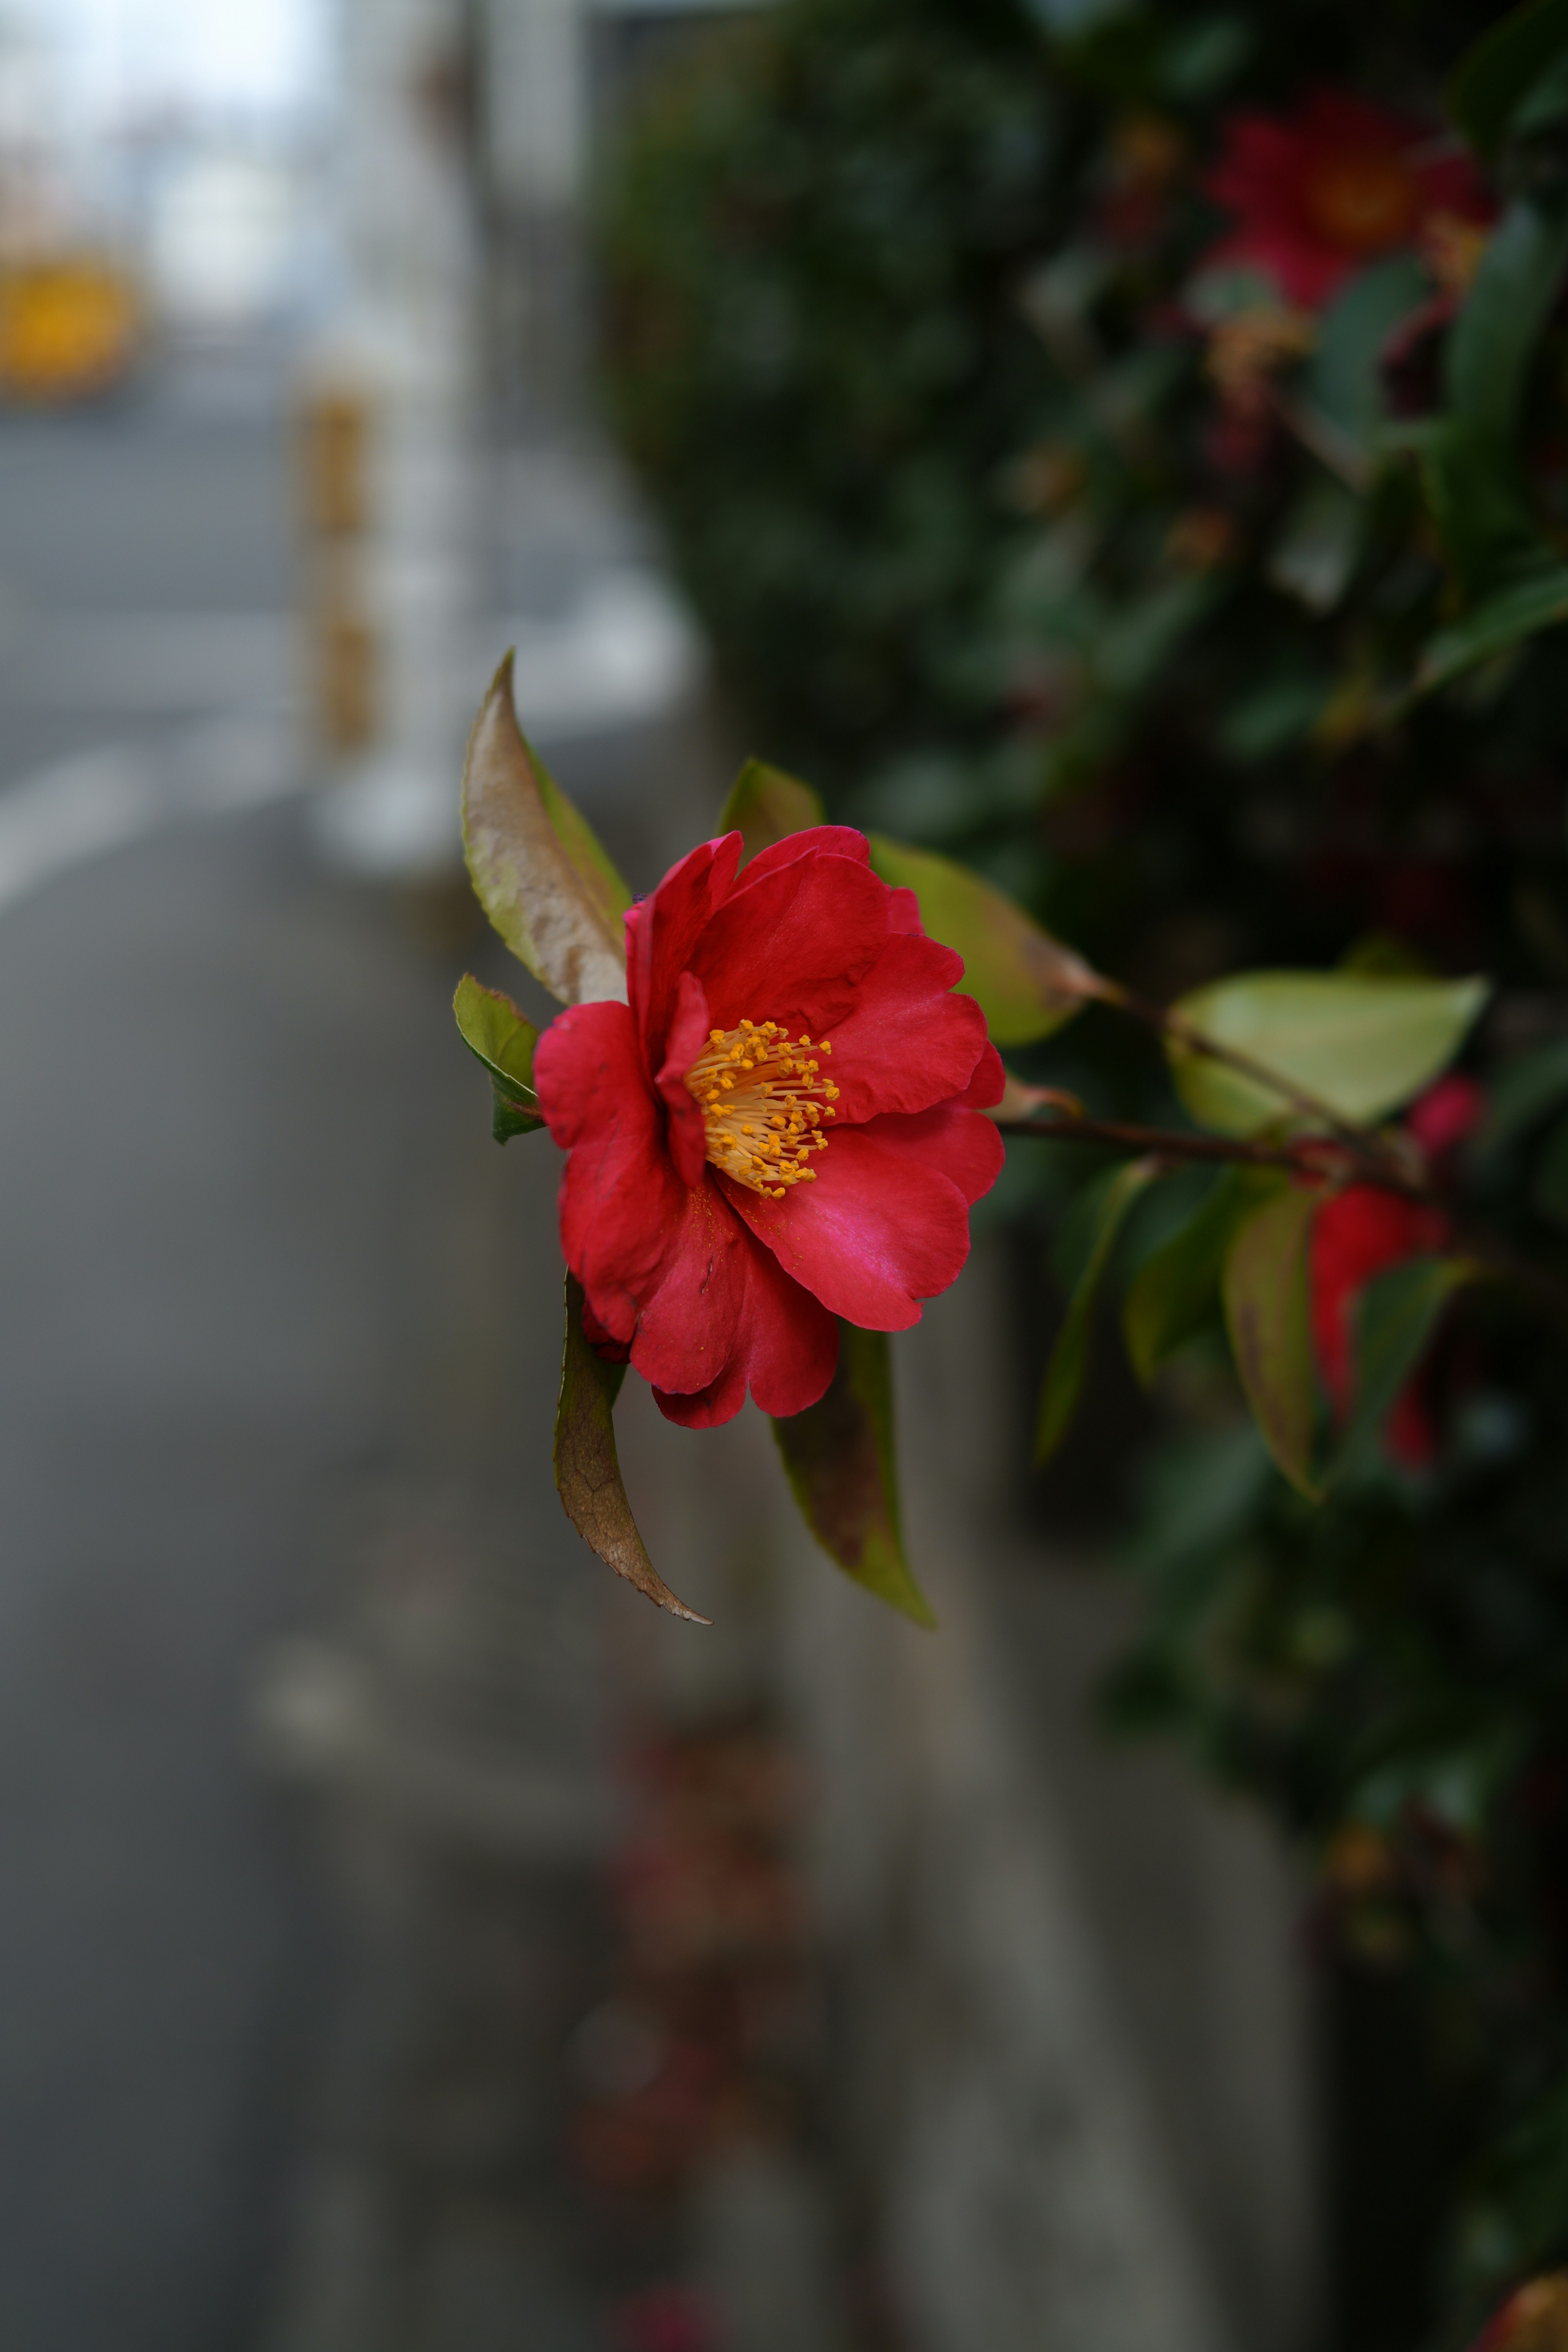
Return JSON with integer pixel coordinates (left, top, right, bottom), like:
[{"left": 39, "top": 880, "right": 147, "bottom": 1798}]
[
  {"left": 533, "top": 826, "right": 1004, "bottom": 1430},
  {"left": 1311, "top": 1185, "right": 1451, "bottom": 1463},
  {"left": 1310, "top": 1074, "right": 1485, "bottom": 1465},
  {"left": 1203, "top": 89, "right": 1489, "bottom": 310}
]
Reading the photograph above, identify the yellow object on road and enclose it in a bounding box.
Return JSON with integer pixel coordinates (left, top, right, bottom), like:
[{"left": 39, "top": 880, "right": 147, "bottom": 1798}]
[{"left": 0, "top": 258, "right": 141, "bottom": 403}]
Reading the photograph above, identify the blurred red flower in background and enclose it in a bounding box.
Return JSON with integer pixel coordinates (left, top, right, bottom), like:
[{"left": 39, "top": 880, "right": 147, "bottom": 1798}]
[
  {"left": 1316, "top": 1077, "right": 1486, "bottom": 1458},
  {"left": 534, "top": 826, "right": 1003, "bottom": 1428},
  {"left": 1203, "top": 89, "right": 1489, "bottom": 310},
  {"left": 1311, "top": 1186, "right": 1451, "bottom": 1462},
  {"left": 611, "top": 2285, "right": 720, "bottom": 2352},
  {"left": 1310, "top": 1074, "right": 1484, "bottom": 1465}
]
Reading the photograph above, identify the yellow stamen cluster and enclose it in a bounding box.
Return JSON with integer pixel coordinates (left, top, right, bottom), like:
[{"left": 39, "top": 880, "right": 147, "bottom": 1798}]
[{"left": 685, "top": 1018, "right": 840, "bottom": 1198}]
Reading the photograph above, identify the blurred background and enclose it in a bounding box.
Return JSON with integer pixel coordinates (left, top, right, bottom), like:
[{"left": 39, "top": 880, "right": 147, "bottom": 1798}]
[{"left": 4, "top": 0, "right": 1510, "bottom": 2346}]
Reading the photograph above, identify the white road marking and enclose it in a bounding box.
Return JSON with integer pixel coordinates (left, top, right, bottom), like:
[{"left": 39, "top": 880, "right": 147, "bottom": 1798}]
[
  {"left": 0, "top": 568, "right": 705, "bottom": 907},
  {"left": 4, "top": 571, "right": 703, "bottom": 732},
  {"left": 0, "top": 716, "right": 303, "bottom": 917}
]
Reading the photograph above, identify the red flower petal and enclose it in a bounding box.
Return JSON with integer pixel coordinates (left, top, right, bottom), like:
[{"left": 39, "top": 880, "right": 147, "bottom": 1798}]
[
  {"left": 654, "top": 1228, "right": 838, "bottom": 1428},
  {"left": 628, "top": 833, "right": 743, "bottom": 1071},
  {"left": 580, "top": 1297, "right": 631, "bottom": 1363},
  {"left": 1201, "top": 87, "right": 1489, "bottom": 312},
  {"left": 627, "top": 1176, "right": 753, "bottom": 1399},
  {"left": 691, "top": 850, "right": 890, "bottom": 1039},
  {"left": 1309, "top": 1183, "right": 1451, "bottom": 1415},
  {"left": 535, "top": 998, "right": 684, "bottom": 1345},
  {"left": 956, "top": 1039, "right": 1006, "bottom": 1110},
  {"left": 1407, "top": 1072, "right": 1485, "bottom": 1162},
  {"left": 735, "top": 824, "right": 869, "bottom": 887},
  {"left": 820, "top": 933, "right": 989, "bottom": 1120},
  {"left": 721, "top": 1120, "right": 976, "bottom": 1330},
  {"left": 539, "top": 827, "right": 1001, "bottom": 1424},
  {"left": 859, "top": 1100, "right": 1007, "bottom": 1205},
  {"left": 653, "top": 969, "right": 712, "bottom": 1189}
]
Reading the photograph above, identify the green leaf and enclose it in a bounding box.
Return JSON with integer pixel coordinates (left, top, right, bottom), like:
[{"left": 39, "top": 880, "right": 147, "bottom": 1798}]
[
  {"left": 1331, "top": 1254, "right": 1482, "bottom": 1478},
  {"left": 718, "top": 757, "right": 824, "bottom": 862},
  {"left": 1413, "top": 566, "right": 1568, "bottom": 698},
  {"left": 1218, "top": 666, "right": 1331, "bottom": 762},
  {"left": 1123, "top": 1166, "right": 1271, "bottom": 1385},
  {"left": 867, "top": 834, "right": 1097, "bottom": 1047},
  {"left": 1448, "top": 200, "right": 1568, "bottom": 444},
  {"left": 1532, "top": 1110, "right": 1568, "bottom": 1227},
  {"left": 1223, "top": 1181, "right": 1321, "bottom": 1499},
  {"left": 772, "top": 1323, "right": 935, "bottom": 1626},
  {"left": 1306, "top": 254, "right": 1429, "bottom": 455},
  {"left": 462, "top": 653, "right": 632, "bottom": 1006},
  {"left": 1479, "top": 1037, "right": 1568, "bottom": 1157},
  {"left": 1036, "top": 1158, "right": 1161, "bottom": 1464},
  {"left": 554, "top": 1276, "right": 709, "bottom": 1622},
  {"left": 452, "top": 972, "right": 545, "bottom": 1143},
  {"left": 1424, "top": 194, "right": 1568, "bottom": 599},
  {"left": 1447, "top": 0, "right": 1568, "bottom": 160},
  {"left": 1266, "top": 475, "right": 1365, "bottom": 615},
  {"left": 1168, "top": 971, "right": 1489, "bottom": 1137}
]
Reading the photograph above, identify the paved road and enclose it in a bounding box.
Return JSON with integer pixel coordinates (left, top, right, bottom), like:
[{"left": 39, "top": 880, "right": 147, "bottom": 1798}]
[
  {"left": 0, "top": 361, "right": 294, "bottom": 786},
  {"left": 0, "top": 352, "right": 706, "bottom": 2351}
]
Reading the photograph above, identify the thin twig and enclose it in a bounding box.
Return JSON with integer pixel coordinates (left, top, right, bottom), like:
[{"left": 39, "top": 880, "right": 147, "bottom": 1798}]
[
  {"left": 1088, "top": 976, "right": 1417, "bottom": 1174},
  {"left": 994, "top": 1112, "right": 1425, "bottom": 1193},
  {"left": 996, "top": 1115, "right": 1568, "bottom": 1329}
]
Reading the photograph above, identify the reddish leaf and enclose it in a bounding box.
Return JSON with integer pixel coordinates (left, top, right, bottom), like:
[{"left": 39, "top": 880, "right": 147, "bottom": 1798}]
[{"left": 555, "top": 1278, "right": 709, "bottom": 1623}]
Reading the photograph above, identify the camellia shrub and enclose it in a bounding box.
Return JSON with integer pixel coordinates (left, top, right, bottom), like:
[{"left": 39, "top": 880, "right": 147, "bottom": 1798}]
[
  {"left": 582, "top": 0, "right": 1568, "bottom": 2342},
  {"left": 597, "top": 0, "right": 1058, "bottom": 798}
]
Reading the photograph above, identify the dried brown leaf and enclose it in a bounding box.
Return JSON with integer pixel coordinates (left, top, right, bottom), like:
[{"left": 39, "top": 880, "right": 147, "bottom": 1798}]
[
  {"left": 554, "top": 1277, "right": 710, "bottom": 1623},
  {"left": 462, "top": 654, "right": 630, "bottom": 1007}
]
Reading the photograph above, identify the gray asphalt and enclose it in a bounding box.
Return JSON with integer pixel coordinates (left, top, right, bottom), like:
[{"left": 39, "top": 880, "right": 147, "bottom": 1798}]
[{"left": 0, "top": 354, "right": 651, "bottom": 2350}]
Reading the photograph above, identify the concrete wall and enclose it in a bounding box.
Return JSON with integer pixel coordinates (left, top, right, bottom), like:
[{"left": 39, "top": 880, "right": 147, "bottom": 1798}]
[{"left": 776, "top": 1254, "right": 1323, "bottom": 2352}]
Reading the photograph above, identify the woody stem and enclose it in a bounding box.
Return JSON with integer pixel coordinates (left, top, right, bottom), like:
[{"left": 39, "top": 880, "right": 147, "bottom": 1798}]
[
  {"left": 993, "top": 1112, "right": 1430, "bottom": 1197},
  {"left": 1088, "top": 976, "right": 1412, "bottom": 1172},
  {"left": 996, "top": 1115, "right": 1568, "bottom": 1329}
]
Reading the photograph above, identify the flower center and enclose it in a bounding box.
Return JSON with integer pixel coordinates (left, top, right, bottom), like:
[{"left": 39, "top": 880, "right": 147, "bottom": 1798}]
[
  {"left": 685, "top": 1018, "right": 840, "bottom": 1198},
  {"left": 1303, "top": 151, "right": 1418, "bottom": 255}
]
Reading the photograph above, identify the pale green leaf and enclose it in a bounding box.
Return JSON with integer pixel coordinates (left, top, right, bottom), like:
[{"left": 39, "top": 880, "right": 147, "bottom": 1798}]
[
  {"left": 773, "top": 1323, "right": 935, "bottom": 1627},
  {"left": 452, "top": 972, "right": 545, "bottom": 1142},
  {"left": 868, "top": 834, "right": 1097, "bottom": 1047},
  {"left": 1036, "top": 1158, "right": 1162, "bottom": 1464},
  {"left": 1169, "top": 971, "right": 1489, "bottom": 1137},
  {"left": 462, "top": 654, "right": 631, "bottom": 1006},
  {"left": 554, "top": 1277, "right": 709, "bottom": 1622},
  {"left": 719, "top": 757, "right": 824, "bottom": 862},
  {"left": 1223, "top": 1181, "right": 1321, "bottom": 1499}
]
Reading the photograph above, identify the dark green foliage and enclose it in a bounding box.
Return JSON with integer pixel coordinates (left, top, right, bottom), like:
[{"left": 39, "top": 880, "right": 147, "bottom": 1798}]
[
  {"left": 599, "top": 0, "right": 1568, "bottom": 2332},
  {"left": 599, "top": 0, "right": 1059, "bottom": 792}
]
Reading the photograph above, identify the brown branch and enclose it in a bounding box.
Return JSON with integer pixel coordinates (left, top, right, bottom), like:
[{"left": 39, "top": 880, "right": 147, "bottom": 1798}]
[
  {"left": 1086, "top": 975, "right": 1417, "bottom": 1175},
  {"left": 997, "top": 1115, "right": 1568, "bottom": 1331},
  {"left": 994, "top": 1111, "right": 1428, "bottom": 1194}
]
